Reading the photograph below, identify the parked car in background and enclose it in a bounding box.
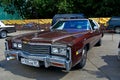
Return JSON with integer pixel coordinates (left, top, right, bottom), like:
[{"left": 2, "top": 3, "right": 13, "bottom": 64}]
[
  {"left": 106, "top": 17, "right": 120, "bottom": 33},
  {"left": 23, "top": 22, "right": 35, "bottom": 28},
  {"left": 0, "top": 21, "right": 16, "bottom": 38},
  {"left": 4, "top": 18, "right": 102, "bottom": 72}
]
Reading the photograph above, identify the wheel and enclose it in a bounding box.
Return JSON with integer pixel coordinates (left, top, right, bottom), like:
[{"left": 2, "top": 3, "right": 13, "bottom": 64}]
[
  {"left": 102, "top": 32, "right": 104, "bottom": 37},
  {"left": 77, "top": 46, "right": 87, "bottom": 69},
  {"left": 95, "top": 39, "right": 102, "bottom": 47},
  {"left": 115, "top": 27, "right": 120, "bottom": 33},
  {"left": 0, "top": 31, "right": 7, "bottom": 38}
]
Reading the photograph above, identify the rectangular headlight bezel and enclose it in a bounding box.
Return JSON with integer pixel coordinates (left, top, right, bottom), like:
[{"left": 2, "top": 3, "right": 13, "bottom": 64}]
[
  {"left": 12, "top": 42, "right": 22, "bottom": 49},
  {"left": 51, "top": 44, "right": 67, "bottom": 56}
]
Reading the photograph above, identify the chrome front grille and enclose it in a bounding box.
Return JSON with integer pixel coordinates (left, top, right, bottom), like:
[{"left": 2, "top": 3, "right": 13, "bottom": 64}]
[{"left": 22, "top": 43, "right": 50, "bottom": 54}]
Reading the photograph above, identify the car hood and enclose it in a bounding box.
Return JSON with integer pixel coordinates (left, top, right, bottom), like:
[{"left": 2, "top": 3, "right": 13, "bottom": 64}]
[{"left": 14, "top": 30, "right": 89, "bottom": 45}]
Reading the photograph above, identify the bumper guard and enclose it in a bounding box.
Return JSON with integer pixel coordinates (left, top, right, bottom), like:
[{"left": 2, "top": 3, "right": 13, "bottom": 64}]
[{"left": 5, "top": 50, "right": 72, "bottom": 72}]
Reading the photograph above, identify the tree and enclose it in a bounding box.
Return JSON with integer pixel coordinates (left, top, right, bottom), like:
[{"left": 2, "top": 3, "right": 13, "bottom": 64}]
[{"left": 0, "top": 0, "right": 120, "bottom": 19}]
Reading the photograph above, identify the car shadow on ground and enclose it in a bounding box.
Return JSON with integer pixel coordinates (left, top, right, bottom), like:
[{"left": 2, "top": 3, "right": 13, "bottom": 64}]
[
  {"left": 1, "top": 55, "right": 120, "bottom": 80},
  {"left": 99, "top": 55, "right": 120, "bottom": 80},
  {"left": 0, "top": 60, "right": 67, "bottom": 80},
  {"left": 71, "top": 61, "right": 110, "bottom": 79},
  {"left": 0, "top": 59, "right": 111, "bottom": 80},
  {"left": 78, "top": 55, "right": 120, "bottom": 80},
  {"left": 70, "top": 54, "right": 120, "bottom": 80}
]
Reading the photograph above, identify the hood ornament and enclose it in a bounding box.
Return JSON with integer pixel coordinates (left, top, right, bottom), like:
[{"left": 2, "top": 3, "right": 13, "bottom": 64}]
[{"left": 34, "top": 33, "right": 38, "bottom": 38}]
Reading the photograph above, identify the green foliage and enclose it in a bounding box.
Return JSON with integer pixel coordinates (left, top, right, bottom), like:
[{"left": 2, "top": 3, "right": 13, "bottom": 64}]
[
  {"left": 57, "top": 0, "right": 74, "bottom": 13},
  {"left": 0, "top": 0, "right": 120, "bottom": 19}
]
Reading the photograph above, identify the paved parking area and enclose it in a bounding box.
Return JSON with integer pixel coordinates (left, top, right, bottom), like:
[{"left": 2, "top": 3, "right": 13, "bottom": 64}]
[{"left": 0, "top": 31, "right": 120, "bottom": 80}]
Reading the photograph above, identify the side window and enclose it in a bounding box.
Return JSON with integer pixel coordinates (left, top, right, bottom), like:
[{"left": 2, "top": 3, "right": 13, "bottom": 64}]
[
  {"left": 87, "top": 22, "right": 92, "bottom": 30},
  {"left": 89, "top": 20, "right": 96, "bottom": 30}
]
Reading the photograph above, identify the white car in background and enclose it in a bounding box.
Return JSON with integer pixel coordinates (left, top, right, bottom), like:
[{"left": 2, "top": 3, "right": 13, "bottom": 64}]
[{"left": 0, "top": 21, "right": 16, "bottom": 38}]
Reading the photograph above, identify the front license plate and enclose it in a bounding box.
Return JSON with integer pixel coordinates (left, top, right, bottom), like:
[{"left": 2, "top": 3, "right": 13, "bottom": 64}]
[{"left": 21, "top": 58, "right": 39, "bottom": 67}]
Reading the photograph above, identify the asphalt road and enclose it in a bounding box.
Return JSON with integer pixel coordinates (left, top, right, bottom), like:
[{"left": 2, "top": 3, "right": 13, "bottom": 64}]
[{"left": 0, "top": 31, "right": 120, "bottom": 80}]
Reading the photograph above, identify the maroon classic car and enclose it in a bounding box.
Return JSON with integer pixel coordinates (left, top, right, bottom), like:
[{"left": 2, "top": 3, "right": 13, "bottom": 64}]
[{"left": 5, "top": 19, "right": 102, "bottom": 71}]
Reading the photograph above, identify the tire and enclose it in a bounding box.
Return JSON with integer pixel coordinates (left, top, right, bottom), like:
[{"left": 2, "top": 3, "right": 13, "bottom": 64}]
[
  {"left": 95, "top": 39, "right": 102, "bottom": 47},
  {"left": 115, "top": 27, "right": 120, "bottom": 33},
  {"left": 0, "top": 31, "right": 7, "bottom": 38},
  {"left": 102, "top": 32, "right": 104, "bottom": 37},
  {"left": 77, "top": 46, "right": 87, "bottom": 69}
]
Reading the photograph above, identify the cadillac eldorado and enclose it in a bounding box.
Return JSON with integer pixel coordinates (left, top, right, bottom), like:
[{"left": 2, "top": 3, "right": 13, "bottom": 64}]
[{"left": 5, "top": 19, "right": 102, "bottom": 71}]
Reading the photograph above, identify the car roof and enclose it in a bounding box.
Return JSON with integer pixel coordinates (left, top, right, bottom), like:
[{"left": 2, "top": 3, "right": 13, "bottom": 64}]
[
  {"left": 53, "top": 14, "right": 85, "bottom": 18},
  {"left": 58, "top": 18, "right": 89, "bottom": 21},
  {"left": 52, "top": 19, "right": 89, "bottom": 27}
]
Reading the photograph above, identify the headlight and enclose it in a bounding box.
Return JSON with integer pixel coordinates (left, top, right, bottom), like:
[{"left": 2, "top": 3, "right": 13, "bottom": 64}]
[
  {"left": 12, "top": 42, "right": 22, "bottom": 49},
  {"left": 51, "top": 47, "right": 67, "bottom": 56},
  {"left": 13, "top": 43, "right": 17, "bottom": 48},
  {"left": 18, "top": 43, "right": 22, "bottom": 48},
  {"left": 52, "top": 48, "right": 59, "bottom": 53},
  {"left": 59, "top": 48, "right": 67, "bottom": 55}
]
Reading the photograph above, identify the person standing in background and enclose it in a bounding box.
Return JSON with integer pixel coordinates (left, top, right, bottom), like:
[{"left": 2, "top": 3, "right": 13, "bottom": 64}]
[{"left": 118, "top": 41, "right": 120, "bottom": 60}]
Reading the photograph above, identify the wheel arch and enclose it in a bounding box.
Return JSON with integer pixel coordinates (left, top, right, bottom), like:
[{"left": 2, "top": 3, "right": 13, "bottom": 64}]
[
  {"left": 84, "top": 43, "right": 90, "bottom": 51},
  {"left": 0, "top": 29, "right": 8, "bottom": 33},
  {"left": 0, "top": 30, "right": 8, "bottom": 38}
]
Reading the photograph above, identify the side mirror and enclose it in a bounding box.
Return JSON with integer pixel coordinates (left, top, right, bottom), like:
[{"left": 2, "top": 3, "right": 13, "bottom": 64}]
[
  {"left": 50, "top": 26, "right": 52, "bottom": 29},
  {"left": 50, "top": 26, "right": 54, "bottom": 31},
  {"left": 94, "top": 25, "right": 99, "bottom": 30}
]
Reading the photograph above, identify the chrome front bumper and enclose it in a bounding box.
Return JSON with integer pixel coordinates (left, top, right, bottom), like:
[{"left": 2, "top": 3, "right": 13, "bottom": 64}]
[{"left": 5, "top": 50, "right": 72, "bottom": 72}]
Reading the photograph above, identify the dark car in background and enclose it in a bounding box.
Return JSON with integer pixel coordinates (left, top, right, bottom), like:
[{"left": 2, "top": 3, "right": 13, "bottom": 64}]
[
  {"left": 0, "top": 21, "right": 16, "bottom": 38},
  {"left": 23, "top": 23, "right": 35, "bottom": 28},
  {"left": 51, "top": 14, "right": 85, "bottom": 26},
  {"left": 106, "top": 17, "right": 120, "bottom": 33}
]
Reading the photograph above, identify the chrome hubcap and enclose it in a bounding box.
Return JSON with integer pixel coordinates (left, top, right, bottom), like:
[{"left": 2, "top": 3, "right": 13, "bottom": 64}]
[{"left": 1, "top": 31, "right": 6, "bottom": 38}]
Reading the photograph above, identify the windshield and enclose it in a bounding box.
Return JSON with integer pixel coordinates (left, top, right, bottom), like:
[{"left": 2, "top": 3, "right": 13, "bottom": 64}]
[{"left": 51, "top": 20, "right": 91, "bottom": 30}]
